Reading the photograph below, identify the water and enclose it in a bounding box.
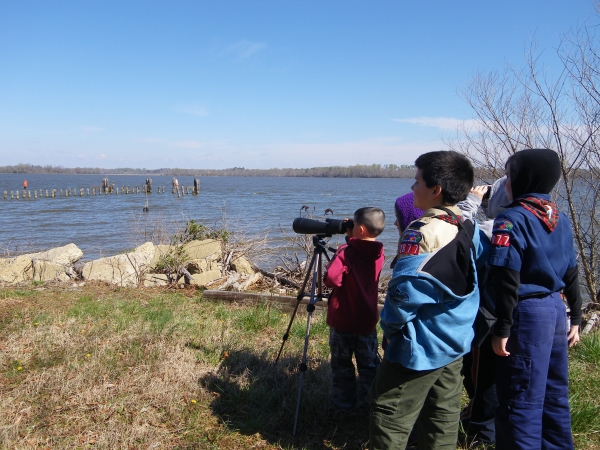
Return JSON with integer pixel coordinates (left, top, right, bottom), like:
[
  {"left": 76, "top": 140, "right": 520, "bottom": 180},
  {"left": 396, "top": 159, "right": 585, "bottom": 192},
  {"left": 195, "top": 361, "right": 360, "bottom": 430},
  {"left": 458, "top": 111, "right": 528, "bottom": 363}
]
[{"left": 0, "top": 174, "right": 414, "bottom": 271}]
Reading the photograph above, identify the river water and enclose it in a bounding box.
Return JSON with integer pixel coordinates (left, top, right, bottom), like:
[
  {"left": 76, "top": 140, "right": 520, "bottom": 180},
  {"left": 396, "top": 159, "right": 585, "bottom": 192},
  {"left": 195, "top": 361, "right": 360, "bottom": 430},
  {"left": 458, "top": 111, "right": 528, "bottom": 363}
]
[{"left": 0, "top": 174, "right": 414, "bottom": 272}]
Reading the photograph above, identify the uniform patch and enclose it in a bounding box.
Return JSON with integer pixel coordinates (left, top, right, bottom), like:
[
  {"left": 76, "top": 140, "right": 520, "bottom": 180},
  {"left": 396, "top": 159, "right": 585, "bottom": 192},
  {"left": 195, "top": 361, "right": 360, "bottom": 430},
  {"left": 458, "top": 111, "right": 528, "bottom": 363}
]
[
  {"left": 492, "top": 233, "right": 511, "bottom": 247},
  {"left": 400, "top": 230, "right": 422, "bottom": 255},
  {"left": 492, "top": 218, "right": 513, "bottom": 247},
  {"left": 493, "top": 219, "right": 513, "bottom": 234}
]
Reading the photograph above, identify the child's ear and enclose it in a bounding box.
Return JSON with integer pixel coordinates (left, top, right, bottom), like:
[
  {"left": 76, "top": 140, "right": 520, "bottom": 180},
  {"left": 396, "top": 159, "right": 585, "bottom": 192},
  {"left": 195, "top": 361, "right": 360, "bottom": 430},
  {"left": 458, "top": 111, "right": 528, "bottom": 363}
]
[{"left": 431, "top": 185, "right": 442, "bottom": 200}]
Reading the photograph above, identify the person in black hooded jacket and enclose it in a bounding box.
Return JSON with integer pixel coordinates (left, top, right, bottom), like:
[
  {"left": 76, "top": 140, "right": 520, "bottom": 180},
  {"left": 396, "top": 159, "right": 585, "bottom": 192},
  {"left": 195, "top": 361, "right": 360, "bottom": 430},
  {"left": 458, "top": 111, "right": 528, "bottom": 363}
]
[{"left": 488, "top": 148, "right": 581, "bottom": 450}]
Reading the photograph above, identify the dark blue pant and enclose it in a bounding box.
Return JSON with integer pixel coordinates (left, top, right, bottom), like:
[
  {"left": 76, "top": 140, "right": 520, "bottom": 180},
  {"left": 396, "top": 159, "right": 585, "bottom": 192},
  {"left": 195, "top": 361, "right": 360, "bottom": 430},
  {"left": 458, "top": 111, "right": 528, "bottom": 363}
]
[{"left": 495, "top": 293, "right": 574, "bottom": 449}]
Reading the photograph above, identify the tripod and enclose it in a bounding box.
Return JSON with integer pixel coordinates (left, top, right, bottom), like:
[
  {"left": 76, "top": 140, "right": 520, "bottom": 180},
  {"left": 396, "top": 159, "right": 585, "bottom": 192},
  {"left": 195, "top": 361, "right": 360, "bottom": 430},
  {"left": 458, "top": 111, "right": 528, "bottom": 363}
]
[{"left": 275, "top": 234, "right": 336, "bottom": 435}]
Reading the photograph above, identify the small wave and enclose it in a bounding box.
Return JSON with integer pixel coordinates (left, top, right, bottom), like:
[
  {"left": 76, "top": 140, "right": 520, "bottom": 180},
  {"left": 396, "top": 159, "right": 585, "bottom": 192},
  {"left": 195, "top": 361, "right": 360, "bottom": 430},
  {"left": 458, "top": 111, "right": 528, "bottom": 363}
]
[{"left": 253, "top": 192, "right": 267, "bottom": 195}]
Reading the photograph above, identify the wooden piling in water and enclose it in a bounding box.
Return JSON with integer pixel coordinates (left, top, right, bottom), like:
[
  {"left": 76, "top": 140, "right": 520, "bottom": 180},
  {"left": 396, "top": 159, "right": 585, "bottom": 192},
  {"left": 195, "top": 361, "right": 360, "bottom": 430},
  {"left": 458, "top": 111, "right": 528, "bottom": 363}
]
[
  {"left": 52, "top": 189, "right": 56, "bottom": 198},
  {"left": 3, "top": 191, "right": 6, "bottom": 200}
]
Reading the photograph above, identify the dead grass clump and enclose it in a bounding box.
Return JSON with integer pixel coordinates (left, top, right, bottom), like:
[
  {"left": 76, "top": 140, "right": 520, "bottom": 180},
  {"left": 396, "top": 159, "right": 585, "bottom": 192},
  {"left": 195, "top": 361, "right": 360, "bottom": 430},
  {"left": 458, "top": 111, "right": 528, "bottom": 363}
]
[{"left": 0, "top": 284, "right": 349, "bottom": 449}]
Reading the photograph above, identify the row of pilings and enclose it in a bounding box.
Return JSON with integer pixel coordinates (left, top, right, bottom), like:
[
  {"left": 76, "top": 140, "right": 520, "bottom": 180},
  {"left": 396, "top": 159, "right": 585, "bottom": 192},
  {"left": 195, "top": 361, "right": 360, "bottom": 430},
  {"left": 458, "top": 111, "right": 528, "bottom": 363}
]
[{"left": 3, "top": 186, "right": 200, "bottom": 199}]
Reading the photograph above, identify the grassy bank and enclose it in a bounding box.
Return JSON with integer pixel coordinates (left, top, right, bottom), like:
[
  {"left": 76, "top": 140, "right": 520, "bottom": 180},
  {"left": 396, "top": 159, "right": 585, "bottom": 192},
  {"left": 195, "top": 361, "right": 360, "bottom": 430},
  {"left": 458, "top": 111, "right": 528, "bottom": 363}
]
[{"left": 0, "top": 285, "right": 598, "bottom": 449}]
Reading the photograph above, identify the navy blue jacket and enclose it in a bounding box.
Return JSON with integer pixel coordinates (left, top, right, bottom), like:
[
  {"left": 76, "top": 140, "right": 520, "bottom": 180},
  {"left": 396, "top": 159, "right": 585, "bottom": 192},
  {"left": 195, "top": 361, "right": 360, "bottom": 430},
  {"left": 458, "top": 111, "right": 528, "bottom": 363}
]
[{"left": 488, "top": 193, "right": 581, "bottom": 336}]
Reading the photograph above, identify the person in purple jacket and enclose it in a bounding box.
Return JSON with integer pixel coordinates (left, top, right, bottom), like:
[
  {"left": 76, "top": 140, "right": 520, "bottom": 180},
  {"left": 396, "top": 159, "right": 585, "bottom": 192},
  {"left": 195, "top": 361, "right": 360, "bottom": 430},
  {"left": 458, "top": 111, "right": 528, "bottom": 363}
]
[{"left": 324, "top": 207, "right": 386, "bottom": 411}]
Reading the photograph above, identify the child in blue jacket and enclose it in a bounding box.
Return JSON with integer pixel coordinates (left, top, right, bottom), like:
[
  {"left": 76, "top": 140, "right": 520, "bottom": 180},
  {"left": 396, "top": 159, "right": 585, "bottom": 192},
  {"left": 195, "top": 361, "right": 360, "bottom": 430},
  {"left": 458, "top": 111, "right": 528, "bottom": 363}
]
[{"left": 370, "top": 151, "right": 486, "bottom": 449}]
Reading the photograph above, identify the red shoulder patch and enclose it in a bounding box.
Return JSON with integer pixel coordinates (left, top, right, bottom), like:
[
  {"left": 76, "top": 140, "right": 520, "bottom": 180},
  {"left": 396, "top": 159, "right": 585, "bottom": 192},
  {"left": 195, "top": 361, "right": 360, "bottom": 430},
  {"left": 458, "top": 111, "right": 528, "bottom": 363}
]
[
  {"left": 492, "top": 233, "right": 510, "bottom": 247},
  {"left": 399, "top": 242, "right": 420, "bottom": 255}
]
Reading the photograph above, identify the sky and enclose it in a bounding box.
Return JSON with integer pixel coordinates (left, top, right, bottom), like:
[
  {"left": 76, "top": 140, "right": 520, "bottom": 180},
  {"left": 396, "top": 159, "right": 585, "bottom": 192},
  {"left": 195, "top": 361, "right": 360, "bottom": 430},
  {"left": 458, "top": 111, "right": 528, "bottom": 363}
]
[{"left": 0, "top": 1, "right": 597, "bottom": 170}]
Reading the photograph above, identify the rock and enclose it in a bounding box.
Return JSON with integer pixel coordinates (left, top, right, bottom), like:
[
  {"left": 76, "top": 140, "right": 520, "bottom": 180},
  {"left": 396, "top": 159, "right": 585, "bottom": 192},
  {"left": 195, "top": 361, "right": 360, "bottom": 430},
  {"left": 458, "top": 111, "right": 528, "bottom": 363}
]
[
  {"left": 143, "top": 273, "right": 170, "bottom": 287},
  {"left": 150, "top": 240, "right": 221, "bottom": 271},
  {"left": 186, "top": 258, "right": 222, "bottom": 274},
  {"left": 0, "top": 243, "right": 84, "bottom": 284},
  {"left": 29, "top": 243, "right": 83, "bottom": 266},
  {"left": 32, "top": 260, "right": 71, "bottom": 282},
  {"left": 189, "top": 270, "right": 222, "bottom": 287},
  {"left": 0, "top": 255, "right": 34, "bottom": 283},
  {"left": 150, "top": 244, "right": 174, "bottom": 269},
  {"left": 230, "top": 255, "right": 255, "bottom": 276},
  {"left": 183, "top": 239, "right": 221, "bottom": 261},
  {"left": 82, "top": 242, "right": 156, "bottom": 286}
]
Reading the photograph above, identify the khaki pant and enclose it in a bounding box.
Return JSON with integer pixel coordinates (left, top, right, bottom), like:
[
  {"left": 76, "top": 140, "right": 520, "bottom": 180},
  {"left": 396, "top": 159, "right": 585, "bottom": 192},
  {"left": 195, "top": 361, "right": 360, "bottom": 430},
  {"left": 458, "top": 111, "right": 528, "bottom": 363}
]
[{"left": 369, "top": 357, "right": 463, "bottom": 450}]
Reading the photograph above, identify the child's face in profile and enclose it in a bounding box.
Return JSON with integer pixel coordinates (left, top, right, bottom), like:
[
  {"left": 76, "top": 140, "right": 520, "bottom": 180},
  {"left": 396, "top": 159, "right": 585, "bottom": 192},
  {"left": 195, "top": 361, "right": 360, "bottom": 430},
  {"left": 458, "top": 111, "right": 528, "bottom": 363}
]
[
  {"left": 412, "top": 169, "right": 441, "bottom": 210},
  {"left": 394, "top": 212, "right": 403, "bottom": 235}
]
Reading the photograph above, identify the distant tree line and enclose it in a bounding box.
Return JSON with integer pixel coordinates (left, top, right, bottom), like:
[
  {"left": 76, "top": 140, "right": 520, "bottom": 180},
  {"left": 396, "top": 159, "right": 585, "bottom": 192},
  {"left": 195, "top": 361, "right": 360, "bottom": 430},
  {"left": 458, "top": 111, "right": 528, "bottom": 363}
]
[{"left": 0, "top": 163, "right": 417, "bottom": 178}]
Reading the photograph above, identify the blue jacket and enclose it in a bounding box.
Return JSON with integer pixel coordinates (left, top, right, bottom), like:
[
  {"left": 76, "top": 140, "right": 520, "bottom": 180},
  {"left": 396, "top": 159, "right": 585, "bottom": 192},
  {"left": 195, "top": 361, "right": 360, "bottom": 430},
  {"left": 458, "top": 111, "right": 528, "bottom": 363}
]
[{"left": 381, "top": 219, "right": 486, "bottom": 371}]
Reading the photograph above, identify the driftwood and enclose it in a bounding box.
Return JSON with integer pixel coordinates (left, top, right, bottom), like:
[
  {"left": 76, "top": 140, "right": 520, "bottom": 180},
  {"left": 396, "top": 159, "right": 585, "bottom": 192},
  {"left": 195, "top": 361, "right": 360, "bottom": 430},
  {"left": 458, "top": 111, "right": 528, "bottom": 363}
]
[
  {"left": 201, "top": 289, "right": 384, "bottom": 312},
  {"left": 232, "top": 273, "right": 262, "bottom": 292},
  {"left": 215, "top": 272, "right": 240, "bottom": 291},
  {"left": 251, "top": 264, "right": 301, "bottom": 289},
  {"left": 202, "top": 290, "right": 328, "bottom": 311},
  {"left": 582, "top": 313, "right": 599, "bottom": 335}
]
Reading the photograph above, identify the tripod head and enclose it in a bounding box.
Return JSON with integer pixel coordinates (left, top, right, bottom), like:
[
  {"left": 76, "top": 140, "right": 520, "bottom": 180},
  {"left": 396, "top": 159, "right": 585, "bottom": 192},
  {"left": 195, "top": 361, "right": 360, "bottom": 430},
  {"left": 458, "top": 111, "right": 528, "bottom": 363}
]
[{"left": 311, "top": 234, "right": 338, "bottom": 255}]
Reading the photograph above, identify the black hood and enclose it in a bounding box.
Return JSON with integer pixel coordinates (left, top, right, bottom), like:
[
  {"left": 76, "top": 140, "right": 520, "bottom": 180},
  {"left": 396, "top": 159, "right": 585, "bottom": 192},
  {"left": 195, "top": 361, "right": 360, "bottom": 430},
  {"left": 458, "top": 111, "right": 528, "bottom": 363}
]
[{"left": 508, "top": 149, "right": 561, "bottom": 199}]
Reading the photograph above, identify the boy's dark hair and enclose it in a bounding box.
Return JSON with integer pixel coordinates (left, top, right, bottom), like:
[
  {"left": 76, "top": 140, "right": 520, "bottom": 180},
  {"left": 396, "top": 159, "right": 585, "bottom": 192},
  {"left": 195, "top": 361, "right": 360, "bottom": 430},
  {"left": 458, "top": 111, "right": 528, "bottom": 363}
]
[
  {"left": 414, "top": 150, "right": 474, "bottom": 205},
  {"left": 354, "top": 207, "right": 385, "bottom": 236}
]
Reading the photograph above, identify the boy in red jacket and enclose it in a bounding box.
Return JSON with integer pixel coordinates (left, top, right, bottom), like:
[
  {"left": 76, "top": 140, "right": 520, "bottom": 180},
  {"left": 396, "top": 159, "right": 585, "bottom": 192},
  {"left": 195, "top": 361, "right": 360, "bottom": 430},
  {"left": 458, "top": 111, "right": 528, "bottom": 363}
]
[{"left": 324, "top": 207, "right": 385, "bottom": 410}]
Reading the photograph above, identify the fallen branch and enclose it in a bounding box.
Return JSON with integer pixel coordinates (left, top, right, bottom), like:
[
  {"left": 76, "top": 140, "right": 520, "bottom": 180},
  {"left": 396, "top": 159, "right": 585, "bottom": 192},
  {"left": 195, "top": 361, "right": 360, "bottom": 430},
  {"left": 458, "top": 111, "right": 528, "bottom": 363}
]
[
  {"left": 232, "top": 273, "right": 262, "bottom": 292},
  {"left": 216, "top": 272, "right": 240, "bottom": 291},
  {"left": 251, "top": 264, "right": 301, "bottom": 289},
  {"left": 582, "top": 313, "right": 599, "bottom": 335}
]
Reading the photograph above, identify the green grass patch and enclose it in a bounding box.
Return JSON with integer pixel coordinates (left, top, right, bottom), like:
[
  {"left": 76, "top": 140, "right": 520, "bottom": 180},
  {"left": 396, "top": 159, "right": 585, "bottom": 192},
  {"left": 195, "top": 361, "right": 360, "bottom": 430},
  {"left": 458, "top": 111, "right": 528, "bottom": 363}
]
[{"left": 234, "top": 302, "right": 284, "bottom": 333}]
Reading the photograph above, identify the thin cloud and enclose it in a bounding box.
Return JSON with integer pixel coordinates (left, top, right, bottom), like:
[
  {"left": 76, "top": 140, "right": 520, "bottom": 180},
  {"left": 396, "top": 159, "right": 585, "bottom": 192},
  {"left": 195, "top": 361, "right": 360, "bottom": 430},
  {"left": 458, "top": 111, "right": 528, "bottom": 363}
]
[
  {"left": 226, "top": 40, "right": 267, "bottom": 59},
  {"left": 393, "top": 117, "right": 476, "bottom": 130}
]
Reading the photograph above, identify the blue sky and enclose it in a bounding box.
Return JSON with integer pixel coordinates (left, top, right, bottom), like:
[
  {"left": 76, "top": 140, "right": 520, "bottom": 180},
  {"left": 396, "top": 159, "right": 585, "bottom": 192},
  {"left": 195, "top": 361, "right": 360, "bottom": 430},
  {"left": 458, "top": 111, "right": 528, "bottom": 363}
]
[{"left": 0, "top": 1, "right": 596, "bottom": 170}]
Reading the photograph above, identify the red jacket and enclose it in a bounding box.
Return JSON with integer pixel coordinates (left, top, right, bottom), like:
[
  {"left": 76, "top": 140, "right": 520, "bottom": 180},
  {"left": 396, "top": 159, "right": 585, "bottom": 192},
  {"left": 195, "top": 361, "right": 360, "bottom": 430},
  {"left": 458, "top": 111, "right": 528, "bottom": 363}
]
[{"left": 324, "top": 237, "right": 384, "bottom": 334}]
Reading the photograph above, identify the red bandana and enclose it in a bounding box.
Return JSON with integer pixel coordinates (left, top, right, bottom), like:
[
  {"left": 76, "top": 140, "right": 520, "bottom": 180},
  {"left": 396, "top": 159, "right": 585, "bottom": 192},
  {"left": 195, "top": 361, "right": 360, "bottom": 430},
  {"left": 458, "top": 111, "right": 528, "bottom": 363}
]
[
  {"left": 512, "top": 196, "right": 560, "bottom": 232},
  {"left": 434, "top": 214, "right": 463, "bottom": 226}
]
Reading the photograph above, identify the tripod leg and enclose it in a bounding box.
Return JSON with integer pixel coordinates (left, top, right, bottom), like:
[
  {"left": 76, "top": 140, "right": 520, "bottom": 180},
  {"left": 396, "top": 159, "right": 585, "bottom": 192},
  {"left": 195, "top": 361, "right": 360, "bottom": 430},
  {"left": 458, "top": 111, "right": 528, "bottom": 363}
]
[
  {"left": 292, "top": 248, "right": 322, "bottom": 435},
  {"left": 274, "top": 250, "right": 317, "bottom": 365}
]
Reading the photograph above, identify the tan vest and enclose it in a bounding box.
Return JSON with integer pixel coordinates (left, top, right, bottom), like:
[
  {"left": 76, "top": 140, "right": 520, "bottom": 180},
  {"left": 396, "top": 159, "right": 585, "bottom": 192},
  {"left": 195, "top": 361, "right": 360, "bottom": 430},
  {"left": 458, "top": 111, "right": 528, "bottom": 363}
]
[{"left": 398, "top": 206, "right": 462, "bottom": 257}]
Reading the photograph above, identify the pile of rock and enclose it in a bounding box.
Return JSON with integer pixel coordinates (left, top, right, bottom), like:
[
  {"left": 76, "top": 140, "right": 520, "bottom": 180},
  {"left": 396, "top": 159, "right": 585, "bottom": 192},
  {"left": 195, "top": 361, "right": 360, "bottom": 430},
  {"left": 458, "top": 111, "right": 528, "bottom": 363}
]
[{"left": 0, "top": 240, "right": 260, "bottom": 290}]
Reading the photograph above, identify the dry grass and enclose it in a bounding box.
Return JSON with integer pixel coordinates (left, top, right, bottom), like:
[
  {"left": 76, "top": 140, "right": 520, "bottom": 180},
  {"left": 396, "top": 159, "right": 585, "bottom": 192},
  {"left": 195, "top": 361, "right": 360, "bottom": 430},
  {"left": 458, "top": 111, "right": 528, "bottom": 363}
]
[
  {"left": 0, "top": 283, "right": 357, "bottom": 449},
  {"left": 1, "top": 284, "right": 599, "bottom": 449}
]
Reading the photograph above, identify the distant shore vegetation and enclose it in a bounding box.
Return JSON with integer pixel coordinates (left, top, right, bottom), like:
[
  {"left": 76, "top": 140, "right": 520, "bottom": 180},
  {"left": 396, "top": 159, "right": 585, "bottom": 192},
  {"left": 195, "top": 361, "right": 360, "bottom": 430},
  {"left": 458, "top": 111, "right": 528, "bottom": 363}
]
[{"left": 0, "top": 163, "right": 418, "bottom": 178}]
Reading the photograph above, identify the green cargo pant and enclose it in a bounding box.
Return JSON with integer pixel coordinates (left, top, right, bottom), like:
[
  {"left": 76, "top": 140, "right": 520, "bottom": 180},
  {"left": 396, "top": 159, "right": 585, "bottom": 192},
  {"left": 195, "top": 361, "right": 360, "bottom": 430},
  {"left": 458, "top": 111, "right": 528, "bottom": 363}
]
[{"left": 369, "top": 357, "right": 463, "bottom": 450}]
